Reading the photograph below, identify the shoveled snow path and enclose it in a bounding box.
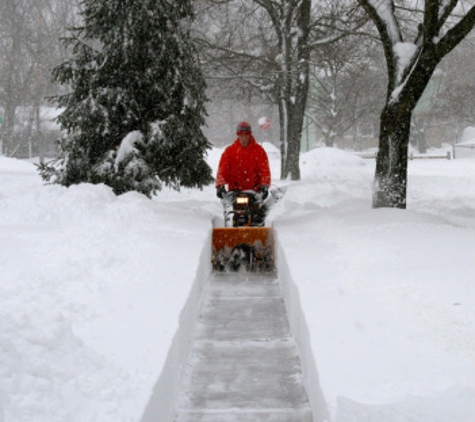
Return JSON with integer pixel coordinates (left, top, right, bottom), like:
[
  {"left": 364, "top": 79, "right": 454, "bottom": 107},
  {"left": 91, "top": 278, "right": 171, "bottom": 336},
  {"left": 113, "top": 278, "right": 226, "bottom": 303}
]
[{"left": 172, "top": 273, "right": 314, "bottom": 422}]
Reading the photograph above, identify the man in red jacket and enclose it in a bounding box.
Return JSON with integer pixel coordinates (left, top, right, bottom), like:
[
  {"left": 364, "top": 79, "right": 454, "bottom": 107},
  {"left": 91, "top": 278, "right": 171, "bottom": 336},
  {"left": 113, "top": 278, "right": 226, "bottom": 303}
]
[{"left": 215, "top": 121, "right": 271, "bottom": 199}]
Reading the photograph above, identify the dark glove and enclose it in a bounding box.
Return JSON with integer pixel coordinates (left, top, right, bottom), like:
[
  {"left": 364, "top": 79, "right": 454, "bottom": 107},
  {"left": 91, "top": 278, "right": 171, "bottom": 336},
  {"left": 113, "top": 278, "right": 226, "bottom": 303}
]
[
  {"left": 216, "top": 185, "right": 226, "bottom": 199},
  {"left": 259, "top": 185, "right": 269, "bottom": 200}
]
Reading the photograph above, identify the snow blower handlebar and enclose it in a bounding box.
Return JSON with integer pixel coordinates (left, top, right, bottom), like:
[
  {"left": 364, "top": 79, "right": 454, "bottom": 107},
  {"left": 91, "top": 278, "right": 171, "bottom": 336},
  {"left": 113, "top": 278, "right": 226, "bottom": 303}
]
[{"left": 220, "top": 189, "right": 267, "bottom": 205}]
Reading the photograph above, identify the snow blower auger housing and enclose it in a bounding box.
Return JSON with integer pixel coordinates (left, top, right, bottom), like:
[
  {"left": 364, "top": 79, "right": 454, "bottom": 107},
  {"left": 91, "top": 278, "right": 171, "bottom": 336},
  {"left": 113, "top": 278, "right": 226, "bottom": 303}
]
[
  {"left": 212, "top": 226, "right": 275, "bottom": 272},
  {"left": 212, "top": 190, "right": 276, "bottom": 272}
]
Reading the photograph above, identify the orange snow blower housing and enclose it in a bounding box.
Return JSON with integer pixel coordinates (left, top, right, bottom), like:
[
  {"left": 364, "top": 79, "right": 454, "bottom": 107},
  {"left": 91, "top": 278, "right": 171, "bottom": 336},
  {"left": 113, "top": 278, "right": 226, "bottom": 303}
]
[
  {"left": 212, "top": 226, "right": 275, "bottom": 272},
  {"left": 211, "top": 190, "right": 276, "bottom": 272}
]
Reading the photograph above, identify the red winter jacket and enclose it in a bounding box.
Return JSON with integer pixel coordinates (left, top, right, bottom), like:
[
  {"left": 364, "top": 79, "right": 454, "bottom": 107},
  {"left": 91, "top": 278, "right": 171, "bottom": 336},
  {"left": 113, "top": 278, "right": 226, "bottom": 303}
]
[{"left": 215, "top": 137, "right": 271, "bottom": 191}]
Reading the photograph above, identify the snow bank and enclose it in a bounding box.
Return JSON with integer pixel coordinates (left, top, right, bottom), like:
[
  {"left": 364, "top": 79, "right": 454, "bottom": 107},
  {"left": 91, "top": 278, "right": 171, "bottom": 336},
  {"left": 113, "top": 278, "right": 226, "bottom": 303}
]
[
  {"left": 0, "top": 164, "right": 211, "bottom": 421},
  {"left": 461, "top": 126, "right": 475, "bottom": 144}
]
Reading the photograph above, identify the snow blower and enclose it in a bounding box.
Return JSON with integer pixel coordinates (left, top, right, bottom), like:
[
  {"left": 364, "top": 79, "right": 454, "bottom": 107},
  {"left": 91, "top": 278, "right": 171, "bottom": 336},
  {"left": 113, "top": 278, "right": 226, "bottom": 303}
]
[{"left": 211, "top": 189, "right": 283, "bottom": 272}]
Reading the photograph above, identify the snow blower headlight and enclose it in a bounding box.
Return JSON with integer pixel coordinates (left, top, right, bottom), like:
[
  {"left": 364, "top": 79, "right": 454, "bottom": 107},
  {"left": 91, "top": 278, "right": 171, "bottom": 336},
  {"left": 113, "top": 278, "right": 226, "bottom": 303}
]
[{"left": 236, "top": 196, "right": 249, "bottom": 205}]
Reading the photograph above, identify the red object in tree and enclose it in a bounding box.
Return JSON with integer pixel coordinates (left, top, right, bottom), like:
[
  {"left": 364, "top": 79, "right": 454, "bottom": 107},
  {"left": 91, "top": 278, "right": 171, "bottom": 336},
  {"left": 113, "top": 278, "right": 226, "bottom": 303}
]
[{"left": 259, "top": 117, "right": 271, "bottom": 130}]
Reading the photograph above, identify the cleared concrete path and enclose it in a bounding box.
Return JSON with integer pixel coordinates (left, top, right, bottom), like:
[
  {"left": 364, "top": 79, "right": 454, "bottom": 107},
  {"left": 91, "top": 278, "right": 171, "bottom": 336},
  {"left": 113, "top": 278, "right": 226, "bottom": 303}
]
[{"left": 173, "top": 273, "right": 314, "bottom": 422}]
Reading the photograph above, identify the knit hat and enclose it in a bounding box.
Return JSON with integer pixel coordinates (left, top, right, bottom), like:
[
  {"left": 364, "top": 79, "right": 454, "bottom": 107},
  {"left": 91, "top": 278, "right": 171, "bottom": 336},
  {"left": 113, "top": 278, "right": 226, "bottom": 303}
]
[{"left": 236, "top": 121, "right": 252, "bottom": 135}]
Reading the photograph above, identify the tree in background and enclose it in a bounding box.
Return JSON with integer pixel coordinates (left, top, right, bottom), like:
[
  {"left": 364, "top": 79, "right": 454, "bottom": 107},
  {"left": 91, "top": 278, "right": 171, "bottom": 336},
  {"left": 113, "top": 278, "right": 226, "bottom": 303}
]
[
  {"left": 358, "top": 0, "right": 475, "bottom": 209},
  {"left": 0, "top": 0, "right": 30, "bottom": 156},
  {"left": 0, "top": 0, "right": 79, "bottom": 159},
  {"left": 39, "top": 0, "right": 213, "bottom": 197},
  {"left": 196, "top": 0, "right": 365, "bottom": 180},
  {"left": 436, "top": 35, "right": 475, "bottom": 129},
  {"left": 306, "top": 34, "right": 386, "bottom": 148}
]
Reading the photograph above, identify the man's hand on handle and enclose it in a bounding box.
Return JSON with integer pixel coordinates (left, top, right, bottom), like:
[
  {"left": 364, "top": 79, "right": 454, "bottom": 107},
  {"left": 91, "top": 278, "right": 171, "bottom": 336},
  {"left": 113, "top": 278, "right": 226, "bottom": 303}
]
[
  {"left": 259, "top": 185, "right": 269, "bottom": 200},
  {"left": 216, "top": 185, "right": 226, "bottom": 199}
]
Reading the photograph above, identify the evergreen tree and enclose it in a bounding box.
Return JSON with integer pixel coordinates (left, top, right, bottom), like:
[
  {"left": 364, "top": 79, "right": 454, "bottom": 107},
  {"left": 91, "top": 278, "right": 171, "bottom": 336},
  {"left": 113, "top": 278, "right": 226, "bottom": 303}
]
[{"left": 39, "top": 0, "right": 213, "bottom": 197}]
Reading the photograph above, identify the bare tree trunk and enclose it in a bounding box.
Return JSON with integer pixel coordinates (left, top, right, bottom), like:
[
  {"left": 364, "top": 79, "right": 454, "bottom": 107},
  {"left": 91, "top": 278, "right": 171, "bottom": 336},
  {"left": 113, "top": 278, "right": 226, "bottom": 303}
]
[
  {"left": 284, "top": 110, "right": 302, "bottom": 179},
  {"left": 279, "top": 97, "right": 287, "bottom": 176},
  {"left": 1, "top": 104, "right": 17, "bottom": 156},
  {"left": 374, "top": 103, "right": 411, "bottom": 208},
  {"left": 280, "top": 0, "right": 310, "bottom": 180}
]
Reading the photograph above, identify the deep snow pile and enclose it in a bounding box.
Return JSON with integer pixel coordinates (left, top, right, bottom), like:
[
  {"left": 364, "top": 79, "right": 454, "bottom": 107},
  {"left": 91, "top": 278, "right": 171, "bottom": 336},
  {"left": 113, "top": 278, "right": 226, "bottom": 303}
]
[{"left": 0, "top": 144, "right": 474, "bottom": 422}]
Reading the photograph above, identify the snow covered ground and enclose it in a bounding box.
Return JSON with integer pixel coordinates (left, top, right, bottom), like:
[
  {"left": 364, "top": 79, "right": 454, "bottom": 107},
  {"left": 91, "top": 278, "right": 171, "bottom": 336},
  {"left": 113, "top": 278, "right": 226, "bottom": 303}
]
[{"left": 0, "top": 143, "right": 474, "bottom": 422}]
